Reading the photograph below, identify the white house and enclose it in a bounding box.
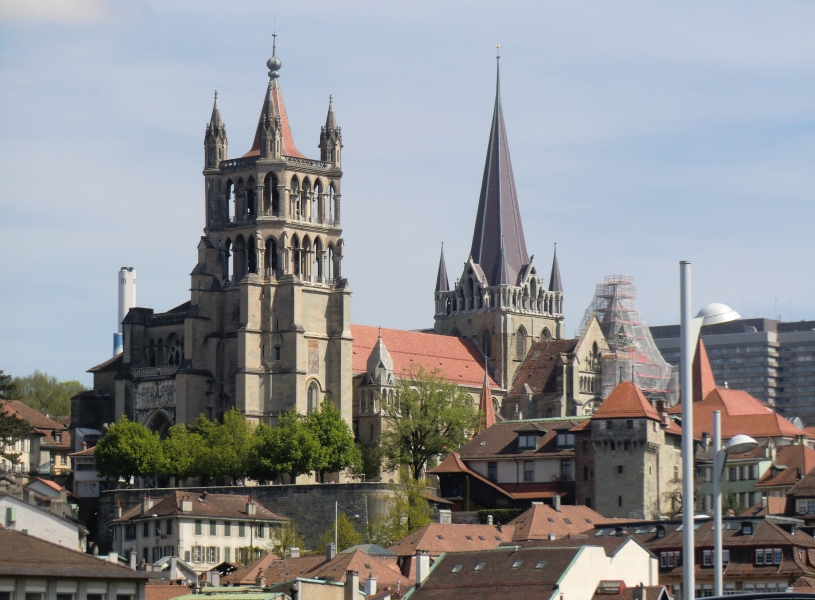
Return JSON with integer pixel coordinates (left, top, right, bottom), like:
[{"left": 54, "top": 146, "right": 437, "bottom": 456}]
[
  {"left": 0, "top": 491, "right": 87, "bottom": 551},
  {"left": 111, "top": 492, "right": 288, "bottom": 572}
]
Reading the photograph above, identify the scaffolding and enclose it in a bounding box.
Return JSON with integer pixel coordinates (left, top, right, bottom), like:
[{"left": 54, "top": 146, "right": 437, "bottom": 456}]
[{"left": 577, "top": 275, "right": 678, "bottom": 405}]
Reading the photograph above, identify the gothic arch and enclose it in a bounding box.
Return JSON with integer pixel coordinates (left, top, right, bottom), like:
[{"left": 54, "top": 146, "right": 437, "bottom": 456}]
[
  {"left": 480, "top": 328, "right": 492, "bottom": 358},
  {"left": 233, "top": 235, "right": 246, "bottom": 281},
  {"left": 541, "top": 327, "right": 552, "bottom": 342},
  {"left": 264, "top": 172, "right": 280, "bottom": 215},
  {"left": 225, "top": 179, "right": 235, "bottom": 221},
  {"left": 223, "top": 238, "right": 233, "bottom": 281},
  {"left": 307, "top": 379, "right": 322, "bottom": 413},
  {"left": 291, "top": 234, "right": 301, "bottom": 276},
  {"left": 265, "top": 236, "right": 278, "bottom": 275},
  {"left": 516, "top": 325, "right": 527, "bottom": 359},
  {"left": 246, "top": 176, "right": 256, "bottom": 217},
  {"left": 144, "top": 409, "right": 173, "bottom": 439},
  {"left": 314, "top": 237, "right": 324, "bottom": 278}
]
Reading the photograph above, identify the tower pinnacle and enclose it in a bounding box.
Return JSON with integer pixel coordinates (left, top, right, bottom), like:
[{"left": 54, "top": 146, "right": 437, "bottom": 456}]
[
  {"left": 549, "top": 243, "right": 563, "bottom": 292},
  {"left": 267, "top": 33, "right": 281, "bottom": 79},
  {"left": 435, "top": 243, "right": 449, "bottom": 293}
]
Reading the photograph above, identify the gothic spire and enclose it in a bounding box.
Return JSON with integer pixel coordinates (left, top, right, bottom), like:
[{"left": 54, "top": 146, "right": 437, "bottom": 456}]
[
  {"left": 549, "top": 243, "right": 563, "bottom": 292},
  {"left": 435, "top": 243, "right": 449, "bottom": 293},
  {"left": 210, "top": 91, "right": 222, "bottom": 127},
  {"left": 325, "top": 94, "right": 337, "bottom": 130},
  {"left": 469, "top": 54, "right": 529, "bottom": 287},
  {"left": 245, "top": 36, "right": 305, "bottom": 159}
]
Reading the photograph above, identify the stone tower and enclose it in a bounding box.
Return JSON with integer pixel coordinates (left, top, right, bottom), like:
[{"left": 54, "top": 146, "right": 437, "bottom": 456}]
[
  {"left": 117, "top": 41, "right": 353, "bottom": 436},
  {"left": 434, "top": 56, "right": 564, "bottom": 390}
]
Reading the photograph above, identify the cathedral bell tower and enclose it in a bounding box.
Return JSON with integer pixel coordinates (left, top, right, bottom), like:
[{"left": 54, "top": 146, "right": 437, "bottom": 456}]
[
  {"left": 434, "top": 55, "right": 564, "bottom": 390},
  {"left": 175, "top": 37, "right": 353, "bottom": 443}
]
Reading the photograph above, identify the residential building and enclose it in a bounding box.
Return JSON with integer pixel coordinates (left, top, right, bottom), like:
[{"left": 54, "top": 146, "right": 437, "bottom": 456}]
[
  {"left": 430, "top": 417, "right": 587, "bottom": 508},
  {"left": 69, "top": 444, "right": 106, "bottom": 498},
  {"left": 0, "top": 400, "right": 71, "bottom": 476},
  {"left": 111, "top": 492, "right": 287, "bottom": 571},
  {"left": 505, "top": 501, "right": 623, "bottom": 541},
  {"left": 403, "top": 538, "right": 659, "bottom": 600},
  {"left": 652, "top": 318, "right": 815, "bottom": 421},
  {"left": 0, "top": 529, "right": 151, "bottom": 600},
  {"left": 0, "top": 486, "right": 87, "bottom": 550},
  {"left": 574, "top": 381, "right": 683, "bottom": 519}
]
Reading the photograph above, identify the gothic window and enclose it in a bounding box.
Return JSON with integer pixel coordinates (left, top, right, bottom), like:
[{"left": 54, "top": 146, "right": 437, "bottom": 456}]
[
  {"left": 226, "top": 180, "right": 235, "bottom": 222},
  {"left": 233, "top": 235, "right": 246, "bottom": 281},
  {"left": 147, "top": 340, "right": 156, "bottom": 367},
  {"left": 328, "top": 183, "right": 336, "bottom": 221},
  {"left": 301, "top": 236, "right": 312, "bottom": 280},
  {"left": 290, "top": 177, "right": 301, "bottom": 219},
  {"left": 314, "top": 237, "right": 323, "bottom": 279},
  {"left": 302, "top": 178, "right": 312, "bottom": 221},
  {"left": 291, "top": 235, "right": 301, "bottom": 277},
  {"left": 545, "top": 406, "right": 553, "bottom": 418},
  {"left": 541, "top": 327, "right": 552, "bottom": 342},
  {"left": 246, "top": 176, "right": 256, "bottom": 217},
  {"left": 481, "top": 330, "right": 492, "bottom": 357},
  {"left": 312, "top": 181, "right": 321, "bottom": 223},
  {"left": 516, "top": 327, "right": 527, "bottom": 359},
  {"left": 167, "top": 338, "right": 182, "bottom": 366},
  {"left": 265, "top": 238, "right": 278, "bottom": 276},
  {"left": 327, "top": 245, "right": 334, "bottom": 280},
  {"left": 307, "top": 381, "right": 320, "bottom": 413},
  {"left": 224, "top": 238, "right": 232, "bottom": 281},
  {"left": 247, "top": 236, "right": 257, "bottom": 274},
  {"left": 264, "top": 172, "right": 279, "bottom": 215}
]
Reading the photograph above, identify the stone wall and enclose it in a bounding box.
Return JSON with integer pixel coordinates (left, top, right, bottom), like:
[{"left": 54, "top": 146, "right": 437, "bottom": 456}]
[{"left": 98, "top": 483, "right": 396, "bottom": 552}]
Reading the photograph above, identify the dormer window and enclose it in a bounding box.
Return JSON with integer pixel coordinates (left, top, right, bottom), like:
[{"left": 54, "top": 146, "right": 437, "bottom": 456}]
[
  {"left": 556, "top": 433, "right": 575, "bottom": 448},
  {"left": 518, "top": 434, "right": 537, "bottom": 450}
]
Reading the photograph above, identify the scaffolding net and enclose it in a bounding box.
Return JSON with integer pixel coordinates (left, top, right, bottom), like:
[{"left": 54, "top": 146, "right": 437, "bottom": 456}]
[{"left": 577, "top": 275, "right": 678, "bottom": 405}]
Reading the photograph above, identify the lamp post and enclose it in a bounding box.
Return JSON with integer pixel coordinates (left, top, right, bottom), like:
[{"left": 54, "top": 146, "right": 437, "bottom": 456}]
[
  {"left": 680, "top": 261, "right": 740, "bottom": 600},
  {"left": 334, "top": 501, "right": 360, "bottom": 551},
  {"left": 712, "top": 409, "right": 757, "bottom": 596}
]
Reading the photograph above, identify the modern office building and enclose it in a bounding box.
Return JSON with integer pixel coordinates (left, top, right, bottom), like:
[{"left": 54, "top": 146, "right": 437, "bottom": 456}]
[{"left": 650, "top": 319, "right": 815, "bottom": 422}]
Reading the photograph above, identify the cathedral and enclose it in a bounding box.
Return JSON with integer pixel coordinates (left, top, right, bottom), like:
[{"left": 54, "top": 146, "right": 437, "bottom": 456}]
[{"left": 85, "top": 43, "right": 607, "bottom": 450}]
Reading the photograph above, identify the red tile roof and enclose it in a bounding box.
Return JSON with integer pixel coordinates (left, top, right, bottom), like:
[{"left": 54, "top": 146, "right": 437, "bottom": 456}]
[
  {"left": 244, "top": 79, "right": 305, "bottom": 159},
  {"left": 456, "top": 419, "right": 586, "bottom": 460},
  {"left": 145, "top": 583, "right": 193, "bottom": 600},
  {"left": 755, "top": 445, "right": 815, "bottom": 489},
  {"left": 1, "top": 400, "right": 67, "bottom": 430},
  {"left": 590, "top": 382, "right": 661, "bottom": 422},
  {"left": 388, "top": 523, "right": 514, "bottom": 557},
  {"left": 740, "top": 496, "right": 789, "bottom": 517},
  {"left": 113, "top": 492, "right": 287, "bottom": 522},
  {"left": 693, "top": 339, "right": 717, "bottom": 403},
  {"left": 351, "top": 325, "right": 497, "bottom": 389},
  {"left": 70, "top": 445, "right": 96, "bottom": 457},
  {"left": 507, "top": 502, "right": 621, "bottom": 541}
]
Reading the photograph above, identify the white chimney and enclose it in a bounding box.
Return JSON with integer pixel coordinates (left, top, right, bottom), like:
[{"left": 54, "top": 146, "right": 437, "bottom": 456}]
[
  {"left": 181, "top": 496, "right": 193, "bottom": 512},
  {"left": 246, "top": 501, "right": 256, "bottom": 516},
  {"left": 108, "top": 552, "right": 119, "bottom": 563},
  {"left": 326, "top": 542, "right": 337, "bottom": 562},
  {"left": 364, "top": 575, "right": 377, "bottom": 596},
  {"left": 289, "top": 547, "right": 300, "bottom": 558},
  {"left": 553, "top": 494, "right": 561, "bottom": 512},
  {"left": 415, "top": 550, "right": 430, "bottom": 585},
  {"left": 438, "top": 509, "right": 452, "bottom": 524},
  {"left": 141, "top": 495, "right": 154, "bottom": 513},
  {"left": 114, "top": 267, "right": 136, "bottom": 356},
  {"left": 345, "top": 570, "right": 360, "bottom": 600},
  {"left": 548, "top": 533, "right": 556, "bottom": 541},
  {"left": 486, "top": 514, "right": 493, "bottom": 525}
]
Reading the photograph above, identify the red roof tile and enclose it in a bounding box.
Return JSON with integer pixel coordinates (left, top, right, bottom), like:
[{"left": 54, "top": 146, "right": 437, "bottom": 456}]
[
  {"left": 145, "top": 584, "right": 193, "bottom": 600},
  {"left": 693, "top": 339, "right": 717, "bottom": 403},
  {"left": 507, "top": 503, "right": 620, "bottom": 541},
  {"left": 114, "top": 492, "right": 287, "bottom": 522},
  {"left": 245, "top": 79, "right": 305, "bottom": 159},
  {"left": 755, "top": 445, "right": 815, "bottom": 488},
  {"left": 388, "top": 523, "right": 514, "bottom": 557},
  {"left": 591, "top": 382, "right": 661, "bottom": 421},
  {"left": 351, "top": 325, "right": 497, "bottom": 389},
  {"left": 1, "top": 400, "right": 67, "bottom": 430}
]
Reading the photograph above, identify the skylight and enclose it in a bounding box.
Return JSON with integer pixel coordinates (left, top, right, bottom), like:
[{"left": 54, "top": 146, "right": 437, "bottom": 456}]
[
  {"left": 564, "top": 518, "right": 572, "bottom": 524},
  {"left": 479, "top": 535, "right": 486, "bottom": 540},
  {"left": 466, "top": 535, "right": 473, "bottom": 540},
  {"left": 586, "top": 519, "right": 592, "bottom": 523},
  {"left": 548, "top": 518, "right": 555, "bottom": 523},
  {"left": 474, "top": 563, "right": 486, "bottom": 571},
  {"left": 437, "top": 534, "right": 444, "bottom": 539},
  {"left": 451, "top": 565, "right": 462, "bottom": 573},
  {"left": 512, "top": 560, "right": 524, "bottom": 568},
  {"left": 535, "top": 561, "right": 547, "bottom": 569}
]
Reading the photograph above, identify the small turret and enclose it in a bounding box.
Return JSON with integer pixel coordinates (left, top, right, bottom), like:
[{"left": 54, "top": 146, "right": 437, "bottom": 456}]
[
  {"left": 435, "top": 244, "right": 449, "bottom": 293},
  {"left": 366, "top": 327, "right": 394, "bottom": 386},
  {"left": 549, "top": 243, "right": 562, "bottom": 293},
  {"left": 320, "top": 95, "right": 342, "bottom": 167},
  {"left": 204, "top": 91, "right": 227, "bottom": 169}
]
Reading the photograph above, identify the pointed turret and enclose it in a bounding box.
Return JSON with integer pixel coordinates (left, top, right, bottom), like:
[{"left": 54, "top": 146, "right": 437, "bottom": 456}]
[
  {"left": 478, "top": 359, "right": 496, "bottom": 432},
  {"left": 549, "top": 244, "right": 562, "bottom": 292},
  {"left": 204, "top": 91, "right": 227, "bottom": 169},
  {"left": 469, "top": 55, "right": 529, "bottom": 287},
  {"left": 246, "top": 35, "right": 305, "bottom": 159},
  {"left": 320, "top": 95, "right": 342, "bottom": 167},
  {"left": 367, "top": 327, "right": 394, "bottom": 385},
  {"left": 435, "top": 244, "right": 449, "bottom": 293}
]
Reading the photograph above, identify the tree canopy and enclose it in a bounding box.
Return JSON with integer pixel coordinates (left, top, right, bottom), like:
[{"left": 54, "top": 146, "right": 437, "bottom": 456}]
[
  {"left": 159, "top": 423, "right": 205, "bottom": 481},
  {"left": 95, "top": 417, "right": 162, "bottom": 482},
  {"left": 12, "top": 370, "right": 87, "bottom": 419},
  {"left": 306, "top": 399, "right": 360, "bottom": 482},
  {"left": 368, "top": 469, "right": 433, "bottom": 546},
  {"left": 249, "top": 410, "right": 322, "bottom": 482},
  {"left": 381, "top": 366, "right": 479, "bottom": 479},
  {"left": 0, "top": 370, "right": 16, "bottom": 400}
]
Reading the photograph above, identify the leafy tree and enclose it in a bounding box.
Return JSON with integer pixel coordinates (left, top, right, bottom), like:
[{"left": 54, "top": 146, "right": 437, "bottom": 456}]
[
  {"left": 206, "top": 409, "right": 256, "bottom": 484},
  {"left": 95, "top": 417, "right": 162, "bottom": 482},
  {"left": 306, "top": 399, "right": 360, "bottom": 482},
  {"left": 270, "top": 521, "right": 306, "bottom": 558},
  {"left": 0, "top": 403, "right": 33, "bottom": 465},
  {"left": 352, "top": 440, "right": 383, "bottom": 481},
  {"left": 367, "top": 468, "right": 432, "bottom": 546},
  {"left": 0, "top": 370, "right": 16, "bottom": 399},
  {"left": 12, "top": 370, "right": 87, "bottom": 418},
  {"left": 319, "top": 512, "right": 362, "bottom": 553},
  {"left": 159, "top": 424, "right": 205, "bottom": 481},
  {"left": 249, "top": 410, "right": 321, "bottom": 482},
  {"left": 381, "top": 366, "right": 479, "bottom": 479},
  {"left": 188, "top": 414, "right": 219, "bottom": 481}
]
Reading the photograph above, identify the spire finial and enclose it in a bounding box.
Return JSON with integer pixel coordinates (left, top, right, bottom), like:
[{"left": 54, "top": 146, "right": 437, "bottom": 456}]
[
  {"left": 495, "top": 42, "right": 500, "bottom": 58},
  {"left": 267, "top": 32, "right": 282, "bottom": 80},
  {"left": 329, "top": 94, "right": 333, "bottom": 105},
  {"left": 214, "top": 90, "right": 218, "bottom": 100}
]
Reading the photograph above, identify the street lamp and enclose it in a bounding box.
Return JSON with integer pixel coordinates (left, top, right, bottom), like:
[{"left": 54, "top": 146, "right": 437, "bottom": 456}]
[
  {"left": 680, "top": 261, "right": 740, "bottom": 600},
  {"left": 712, "top": 410, "right": 757, "bottom": 596},
  {"left": 335, "top": 501, "right": 360, "bottom": 551}
]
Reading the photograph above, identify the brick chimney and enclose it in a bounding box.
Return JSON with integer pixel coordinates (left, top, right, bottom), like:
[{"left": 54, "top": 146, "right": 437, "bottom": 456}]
[{"left": 345, "top": 570, "right": 360, "bottom": 600}]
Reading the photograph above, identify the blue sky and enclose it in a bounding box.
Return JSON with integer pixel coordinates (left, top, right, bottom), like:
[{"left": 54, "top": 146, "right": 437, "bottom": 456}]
[{"left": 2, "top": 1, "right": 815, "bottom": 385}]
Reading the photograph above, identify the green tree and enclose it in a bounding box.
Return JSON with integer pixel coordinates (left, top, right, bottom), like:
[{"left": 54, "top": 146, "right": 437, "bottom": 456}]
[
  {"left": 319, "top": 512, "right": 362, "bottom": 552},
  {"left": 0, "top": 403, "right": 32, "bottom": 465},
  {"left": 367, "top": 468, "right": 433, "bottom": 546},
  {"left": 0, "top": 370, "right": 16, "bottom": 399},
  {"left": 13, "top": 370, "right": 87, "bottom": 418},
  {"left": 95, "top": 417, "right": 162, "bottom": 482},
  {"left": 351, "top": 440, "right": 383, "bottom": 481},
  {"left": 206, "top": 409, "right": 256, "bottom": 484},
  {"left": 159, "top": 424, "right": 205, "bottom": 481},
  {"left": 248, "top": 410, "right": 321, "bottom": 482},
  {"left": 188, "top": 414, "right": 218, "bottom": 481},
  {"left": 381, "top": 366, "right": 479, "bottom": 479},
  {"left": 269, "top": 521, "right": 306, "bottom": 558},
  {"left": 306, "top": 399, "right": 360, "bottom": 482}
]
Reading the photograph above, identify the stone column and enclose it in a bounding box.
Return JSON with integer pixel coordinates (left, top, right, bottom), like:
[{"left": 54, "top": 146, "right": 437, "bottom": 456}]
[
  {"left": 256, "top": 183, "right": 265, "bottom": 216},
  {"left": 334, "top": 194, "right": 341, "bottom": 226}
]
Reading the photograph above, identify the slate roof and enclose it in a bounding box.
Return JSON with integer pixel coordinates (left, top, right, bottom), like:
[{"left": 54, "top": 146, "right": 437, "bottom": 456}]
[
  {"left": 1, "top": 400, "right": 67, "bottom": 430},
  {"left": 405, "top": 546, "right": 581, "bottom": 600},
  {"left": 0, "top": 529, "right": 149, "bottom": 577},
  {"left": 548, "top": 246, "right": 562, "bottom": 293},
  {"left": 755, "top": 445, "right": 815, "bottom": 489},
  {"left": 351, "top": 325, "right": 498, "bottom": 389},
  {"left": 87, "top": 353, "right": 123, "bottom": 373},
  {"left": 789, "top": 467, "right": 815, "bottom": 498},
  {"left": 468, "top": 59, "right": 528, "bottom": 288},
  {"left": 113, "top": 492, "right": 287, "bottom": 522},
  {"left": 507, "top": 502, "right": 622, "bottom": 541},
  {"left": 508, "top": 340, "right": 579, "bottom": 396},
  {"left": 456, "top": 418, "right": 587, "bottom": 459}
]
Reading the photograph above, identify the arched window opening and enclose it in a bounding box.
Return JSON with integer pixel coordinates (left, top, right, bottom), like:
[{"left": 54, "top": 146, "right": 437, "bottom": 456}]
[
  {"left": 226, "top": 180, "right": 235, "bottom": 222},
  {"left": 246, "top": 177, "right": 256, "bottom": 217},
  {"left": 265, "top": 238, "right": 278, "bottom": 276},
  {"left": 291, "top": 235, "right": 301, "bottom": 277},
  {"left": 481, "top": 330, "right": 492, "bottom": 358},
  {"left": 328, "top": 183, "right": 335, "bottom": 223},
  {"left": 314, "top": 238, "right": 324, "bottom": 279},
  {"left": 233, "top": 235, "right": 246, "bottom": 281},
  {"left": 541, "top": 327, "right": 552, "bottom": 342},
  {"left": 516, "top": 327, "right": 527, "bottom": 359},
  {"left": 307, "top": 381, "right": 320, "bottom": 413},
  {"left": 224, "top": 239, "right": 232, "bottom": 281},
  {"left": 530, "top": 277, "right": 537, "bottom": 299},
  {"left": 327, "top": 245, "right": 334, "bottom": 280},
  {"left": 167, "top": 337, "right": 183, "bottom": 366},
  {"left": 291, "top": 177, "right": 301, "bottom": 220},
  {"left": 302, "top": 236, "right": 312, "bottom": 281},
  {"left": 247, "top": 236, "right": 257, "bottom": 274},
  {"left": 446, "top": 297, "right": 452, "bottom": 315},
  {"left": 264, "top": 173, "right": 280, "bottom": 215},
  {"left": 302, "top": 178, "right": 312, "bottom": 222},
  {"left": 312, "top": 181, "right": 321, "bottom": 223},
  {"left": 545, "top": 406, "right": 553, "bottom": 418}
]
